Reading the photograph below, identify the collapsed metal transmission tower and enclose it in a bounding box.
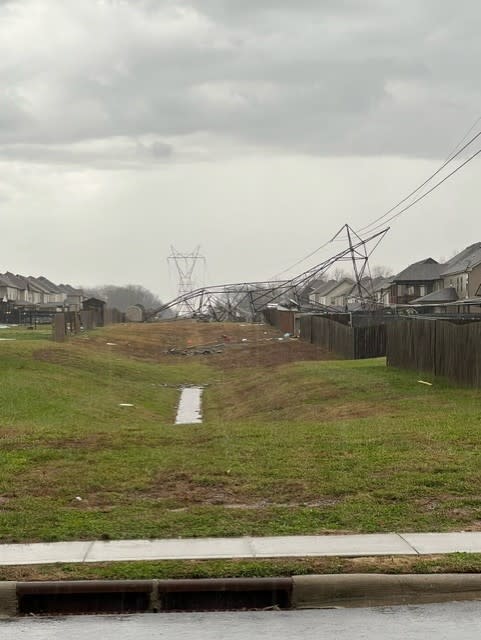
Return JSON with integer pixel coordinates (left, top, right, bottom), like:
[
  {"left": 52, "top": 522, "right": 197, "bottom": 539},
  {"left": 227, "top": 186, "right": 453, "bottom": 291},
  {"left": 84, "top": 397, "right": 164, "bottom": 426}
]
[
  {"left": 167, "top": 246, "right": 206, "bottom": 316},
  {"left": 154, "top": 225, "right": 389, "bottom": 321}
]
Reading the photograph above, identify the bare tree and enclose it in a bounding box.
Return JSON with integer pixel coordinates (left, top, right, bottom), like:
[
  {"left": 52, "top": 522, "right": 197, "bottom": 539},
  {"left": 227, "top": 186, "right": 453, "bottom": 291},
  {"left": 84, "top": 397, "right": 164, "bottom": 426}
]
[
  {"left": 83, "top": 284, "right": 168, "bottom": 313},
  {"left": 330, "top": 266, "right": 350, "bottom": 281},
  {"left": 371, "top": 265, "right": 393, "bottom": 279}
]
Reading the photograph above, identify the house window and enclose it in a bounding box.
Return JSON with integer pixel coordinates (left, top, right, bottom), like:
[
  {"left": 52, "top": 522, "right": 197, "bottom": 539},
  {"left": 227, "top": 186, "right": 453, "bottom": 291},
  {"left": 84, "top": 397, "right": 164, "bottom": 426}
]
[
  {"left": 407, "top": 285, "right": 414, "bottom": 295},
  {"left": 419, "top": 285, "right": 426, "bottom": 296}
]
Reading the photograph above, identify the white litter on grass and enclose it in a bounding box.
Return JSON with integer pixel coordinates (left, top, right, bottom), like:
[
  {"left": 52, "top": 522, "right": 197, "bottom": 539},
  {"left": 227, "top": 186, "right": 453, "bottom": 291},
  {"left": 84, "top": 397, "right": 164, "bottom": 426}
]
[
  {"left": 119, "top": 403, "right": 134, "bottom": 407},
  {"left": 175, "top": 387, "right": 203, "bottom": 425},
  {"left": 241, "top": 338, "right": 248, "bottom": 342},
  {"left": 418, "top": 380, "right": 433, "bottom": 386},
  {"left": 0, "top": 338, "right": 16, "bottom": 341},
  {"left": 106, "top": 342, "right": 117, "bottom": 346}
]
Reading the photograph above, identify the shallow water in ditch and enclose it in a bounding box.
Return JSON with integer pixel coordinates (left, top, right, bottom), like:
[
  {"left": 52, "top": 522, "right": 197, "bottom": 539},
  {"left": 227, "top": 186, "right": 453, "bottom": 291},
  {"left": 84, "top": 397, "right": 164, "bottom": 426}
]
[{"left": 175, "top": 387, "right": 203, "bottom": 424}]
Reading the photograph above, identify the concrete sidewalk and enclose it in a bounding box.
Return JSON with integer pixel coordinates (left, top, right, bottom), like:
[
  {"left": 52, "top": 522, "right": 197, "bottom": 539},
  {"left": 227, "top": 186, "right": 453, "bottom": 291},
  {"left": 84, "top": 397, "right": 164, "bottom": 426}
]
[{"left": 1, "top": 532, "right": 481, "bottom": 566}]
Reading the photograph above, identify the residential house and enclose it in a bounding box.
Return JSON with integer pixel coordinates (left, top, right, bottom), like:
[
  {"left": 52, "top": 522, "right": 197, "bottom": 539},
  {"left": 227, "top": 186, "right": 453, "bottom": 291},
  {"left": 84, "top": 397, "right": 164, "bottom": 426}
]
[
  {"left": 299, "top": 278, "right": 327, "bottom": 306},
  {"left": 14, "top": 274, "right": 45, "bottom": 305},
  {"left": 325, "top": 278, "right": 356, "bottom": 309},
  {"left": 440, "top": 243, "right": 481, "bottom": 299},
  {"left": 390, "top": 258, "right": 444, "bottom": 305},
  {"left": 0, "top": 275, "right": 20, "bottom": 303},
  {"left": 27, "top": 277, "right": 58, "bottom": 306},
  {"left": 0, "top": 272, "right": 29, "bottom": 303},
  {"left": 36, "top": 276, "right": 65, "bottom": 304},
  {"left": 371, "top": 277, "right": 393, "bottom": 306},
  {"left": 309, "top": 280, "right": 338, "bottom": 307},
  {"left": 409, "top": 287, "right": 459, "bottom": 313},
  {"left": 58, "top": 284, "right": 84, "bottom": 311}
]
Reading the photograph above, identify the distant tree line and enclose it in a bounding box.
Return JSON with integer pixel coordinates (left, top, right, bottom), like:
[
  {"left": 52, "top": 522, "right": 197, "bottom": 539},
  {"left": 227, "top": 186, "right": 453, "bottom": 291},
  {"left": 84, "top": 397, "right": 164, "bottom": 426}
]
[{"left": 82, "top": 284, "right": 173, "bottom": 315}]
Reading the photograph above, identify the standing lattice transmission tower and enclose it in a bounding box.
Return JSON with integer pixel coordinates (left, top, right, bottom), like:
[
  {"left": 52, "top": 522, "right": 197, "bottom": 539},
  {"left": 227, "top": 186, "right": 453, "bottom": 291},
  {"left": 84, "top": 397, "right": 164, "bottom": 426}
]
[{"left": 167, "top": 246, "right": 206, "bottom": 316}]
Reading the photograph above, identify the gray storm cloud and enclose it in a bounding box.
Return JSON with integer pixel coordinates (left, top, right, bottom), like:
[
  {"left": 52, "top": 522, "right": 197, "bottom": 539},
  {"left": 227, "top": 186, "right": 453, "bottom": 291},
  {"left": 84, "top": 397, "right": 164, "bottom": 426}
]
[{"left": 1, "top": 0, "right": 480, "bottom": 165}]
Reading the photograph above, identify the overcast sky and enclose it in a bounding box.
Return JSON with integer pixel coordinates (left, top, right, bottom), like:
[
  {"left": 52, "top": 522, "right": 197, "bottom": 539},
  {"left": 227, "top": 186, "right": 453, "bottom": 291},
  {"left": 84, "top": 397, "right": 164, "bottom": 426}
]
[{"left": 1, "top": 0, "right": 480, "bottom": 298}]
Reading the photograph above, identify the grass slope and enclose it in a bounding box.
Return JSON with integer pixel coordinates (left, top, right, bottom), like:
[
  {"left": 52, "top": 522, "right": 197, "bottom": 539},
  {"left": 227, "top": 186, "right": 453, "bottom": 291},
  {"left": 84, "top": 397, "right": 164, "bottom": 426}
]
[{"left": 1, "top": 322, "right": 481, "bottom": 545}]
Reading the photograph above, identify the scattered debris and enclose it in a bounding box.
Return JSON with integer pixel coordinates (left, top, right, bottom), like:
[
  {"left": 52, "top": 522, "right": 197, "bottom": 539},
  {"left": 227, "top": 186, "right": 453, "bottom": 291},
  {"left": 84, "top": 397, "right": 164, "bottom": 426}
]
[
  {"left": 168, "top": 343, "right": 224, "bottom": 356},
  {"left": 418, "top": 380, "right": 433, "bottom": 386},
  {"left": 0, "top": 338, "right": 16, "bottom": 341},
  {"left": 241, "top": 338, "right": 248, "bottom": 343},
  {"left": 106, "top": 342, "right": 117, "bottom": 346},
  {"left": 75, "top": 496, "right": 83, "bottom": 502},
  {"left": 284, "top": 333, "right": 291, "bottom": 338},
  {"left": 119, "top": 403, "right": 134, "bottom": 407}
]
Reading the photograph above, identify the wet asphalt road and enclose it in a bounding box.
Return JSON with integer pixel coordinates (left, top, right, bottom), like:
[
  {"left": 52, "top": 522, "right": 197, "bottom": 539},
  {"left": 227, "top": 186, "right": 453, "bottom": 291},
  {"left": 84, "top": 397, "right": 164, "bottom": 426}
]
[{"left": 2, "top": 601, "right": 481, "bottom": 639}]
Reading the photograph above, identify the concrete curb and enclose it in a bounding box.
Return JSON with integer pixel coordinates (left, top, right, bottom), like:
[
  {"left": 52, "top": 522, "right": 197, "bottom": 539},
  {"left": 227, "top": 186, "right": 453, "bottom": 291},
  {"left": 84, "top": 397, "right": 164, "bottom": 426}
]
[
  {"left": 292, "top": 574, "right": 481, "bottom": 609},
  {"left": 0, "top": 583, "right": 17, "bottom": 618},
  {"left": 3, "top": 575, "right": 481, "bottom": 616}
]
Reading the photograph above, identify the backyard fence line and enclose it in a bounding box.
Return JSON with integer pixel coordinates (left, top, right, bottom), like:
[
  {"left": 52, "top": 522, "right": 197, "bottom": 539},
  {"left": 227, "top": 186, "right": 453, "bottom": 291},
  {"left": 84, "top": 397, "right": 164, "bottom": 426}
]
[
  {"left": 52, "top": 308, "right": 124, "bottom": 342},
  {"left": 387, "top": 318, "right": 481, "bottom": 387},
  {"left": 263, "top": 309, "right": 386, "bottom": 360}
]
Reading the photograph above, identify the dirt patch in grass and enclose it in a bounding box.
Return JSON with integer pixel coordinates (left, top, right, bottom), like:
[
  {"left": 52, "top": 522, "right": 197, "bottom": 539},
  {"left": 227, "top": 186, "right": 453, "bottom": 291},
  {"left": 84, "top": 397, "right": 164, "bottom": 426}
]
[
  {"left": 75, "top": 321, "right": 335, "bottom": 369},
  {"left": 134, "top": 471, "right": 344, "bottom": 509},
  {"left": 33, "top": 348, "right": 85, "bottom": 367},
  {"left": 149, "top": 471, "right": 245, "bottom": 505},
  {"left": 80, "top": 321, "right": 278, "bottom": 357},
  {"left": 210, "top": 339, "right": 333, "bottom": 370}
]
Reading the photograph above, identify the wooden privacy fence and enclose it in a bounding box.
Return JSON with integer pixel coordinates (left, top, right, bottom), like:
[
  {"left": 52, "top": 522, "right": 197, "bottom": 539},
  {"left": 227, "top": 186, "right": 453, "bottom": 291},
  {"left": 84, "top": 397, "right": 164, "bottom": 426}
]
[
  {"left": 300, "top": 314, "right": 386, "bottom": 359},
  {"left": 52, "top": 311, "right": 80, "bottom": 342},
  {"left": 387, "top": 318, "right": 481, "bottom": 387},
  {"left": 262, "top": 309, "right": 296, "bottom": 335},
  {"left": 263, "top": 309, "right": 387, "bottom": 359},
  {"left": 52, "top": 308, "right": 124, "bottom": 341}
]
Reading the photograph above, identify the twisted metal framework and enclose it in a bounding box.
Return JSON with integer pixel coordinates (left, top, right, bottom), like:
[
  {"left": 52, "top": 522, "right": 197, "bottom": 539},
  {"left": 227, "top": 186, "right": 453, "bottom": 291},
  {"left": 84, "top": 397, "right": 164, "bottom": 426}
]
[{"left": 152, "top": 226, "right": 389, "bottom": 321}]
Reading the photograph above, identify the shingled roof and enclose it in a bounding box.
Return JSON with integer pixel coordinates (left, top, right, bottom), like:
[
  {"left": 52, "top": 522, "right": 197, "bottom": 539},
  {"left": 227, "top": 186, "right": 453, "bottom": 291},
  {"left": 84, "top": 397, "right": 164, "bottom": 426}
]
[
  {"left": 441, "top": 243, "right": 481, "bottom": 276},
  {"left": 393, "top": 258, "right": 444, "bottom": 282},
  {"left": 410, "top": 287, "right": 459, "bottom": 305}
]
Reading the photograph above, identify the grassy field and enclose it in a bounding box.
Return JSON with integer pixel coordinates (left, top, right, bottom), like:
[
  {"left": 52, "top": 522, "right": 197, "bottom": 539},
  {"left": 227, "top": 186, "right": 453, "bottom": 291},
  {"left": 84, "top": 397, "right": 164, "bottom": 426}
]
[{"left": 1, "top": 320, "right": 481, "bottom": 551}]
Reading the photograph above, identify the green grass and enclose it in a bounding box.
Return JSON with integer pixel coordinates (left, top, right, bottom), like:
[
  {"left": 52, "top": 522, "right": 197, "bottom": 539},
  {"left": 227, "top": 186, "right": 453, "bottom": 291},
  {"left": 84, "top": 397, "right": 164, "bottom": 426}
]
[
  {"left": 0, "top": 325, "right": 52, "bottom": 341},
  {"left": 2, "top": 324, "right": 481, "bottom": 546},
  {"left": 3, "top": 554, "right": 481, "bottom": 582}
]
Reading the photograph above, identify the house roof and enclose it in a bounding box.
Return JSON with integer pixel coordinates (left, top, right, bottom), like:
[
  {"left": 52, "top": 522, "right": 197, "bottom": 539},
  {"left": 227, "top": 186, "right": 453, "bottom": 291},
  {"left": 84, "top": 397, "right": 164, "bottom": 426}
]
[
  {"left": 304, "top": 278, "right": 327, "bottom": 294},
  {"left": 392, "top": 258, "right": 443, "bottom": 282},
  {"left": 410, "top": 287, "right": 459, "bottom": 305},
  {"left": 371, "top": 277, "right": 393, "bottom": 292},
  {"left": 328, "top": 278, "right": 355, "bottom": 296},
  {"left": 58, "top": 283, "right": 83, "bottom": 295},
  {"left": 12, "top": 274, "right": 45, "bottom": 294},
  {"left": 27, "top": 276, "right": 55, "bottom": 295},
  {"left": 1, "top": 272, "right": 27, "bottom": 290},
  {"left": 441, "top": 243, "right": 481, "bottom": 276},
  {"left": 36, "top": 276, "right": 62, "bottom": 294},
  {"left": 310, "top": 279, "right": 338, "bottom": 296}
]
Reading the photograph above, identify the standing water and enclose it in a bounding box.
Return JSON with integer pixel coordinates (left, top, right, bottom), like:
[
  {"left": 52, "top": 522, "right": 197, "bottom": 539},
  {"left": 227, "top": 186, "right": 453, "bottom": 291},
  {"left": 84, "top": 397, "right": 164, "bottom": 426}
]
[{"left": 175, "top": 387, "right": 203, "bottom": 424}]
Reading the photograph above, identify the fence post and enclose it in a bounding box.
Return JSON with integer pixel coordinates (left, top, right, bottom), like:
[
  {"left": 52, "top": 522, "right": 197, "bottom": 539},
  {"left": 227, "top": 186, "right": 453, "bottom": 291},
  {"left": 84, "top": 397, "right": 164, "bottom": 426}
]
[{"left": 52, "top": 313, "right": 66, "bottom": 342}]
